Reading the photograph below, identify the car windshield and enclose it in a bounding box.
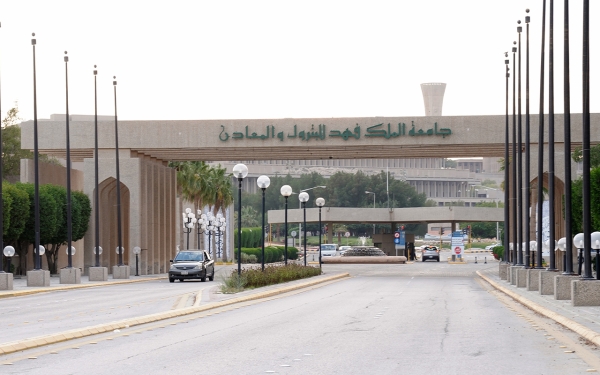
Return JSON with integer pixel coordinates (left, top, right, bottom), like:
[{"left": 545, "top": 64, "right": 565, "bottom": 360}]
[
  {"left": 321, "top": 245, "right": 336, "bottom": 251},
  {"left": 174, "top": 252, "right": 203, "bottom": 262}
]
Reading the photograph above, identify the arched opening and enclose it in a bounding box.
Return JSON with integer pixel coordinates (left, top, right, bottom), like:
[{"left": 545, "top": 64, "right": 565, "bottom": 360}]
[{"left": 96, "top": 177, "right": 130, "bottom": 270}]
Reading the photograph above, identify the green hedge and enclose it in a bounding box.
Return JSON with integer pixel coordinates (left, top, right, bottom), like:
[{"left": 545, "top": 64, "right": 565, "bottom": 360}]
[
  {"left": 492, "top": 245, "right": 504, "bottom": 260},
  {"left": 240, "top": 246, "right": 299, "bottom": 263}
]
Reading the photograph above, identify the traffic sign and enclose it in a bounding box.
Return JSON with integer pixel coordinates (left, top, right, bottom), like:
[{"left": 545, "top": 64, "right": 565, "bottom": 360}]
[
  {"left": 394, "top": 232, "right": 400, "bottom": 238},
  {"left": 394, "top": 238, "right": 400, "bottom": 244},
  {"left": 454, "top": 246, "right": 461, "bottom": 254},
  {"left": 344, "top": 232, "right": 351, "bottom": 238},
  {"left": 291, "top": 231, "right": 297, "bottom": 238}
]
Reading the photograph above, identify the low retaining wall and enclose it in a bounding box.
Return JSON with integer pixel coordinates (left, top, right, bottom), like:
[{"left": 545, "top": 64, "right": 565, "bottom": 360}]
[{"left": 322, "top": 256, "right": 407, "bottom": 264}]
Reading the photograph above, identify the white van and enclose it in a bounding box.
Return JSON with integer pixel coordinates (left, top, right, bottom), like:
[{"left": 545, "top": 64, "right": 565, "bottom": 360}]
[{"left": 320, "top": 244, "right": 339, "bottom": 257}]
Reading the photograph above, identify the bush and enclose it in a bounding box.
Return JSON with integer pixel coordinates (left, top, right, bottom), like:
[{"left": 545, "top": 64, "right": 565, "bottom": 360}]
[
  {"left": 241, "top": 253, "right": 258, "bottom": 263},
  {"left": 492, "top": 245, "right": 504, "bottom": 260},
  {"left": 220, "top": 273, "right": 247, "bottom": 293},
  {"left": 230, "top": 264, "right": 322, "bottom": 290}
]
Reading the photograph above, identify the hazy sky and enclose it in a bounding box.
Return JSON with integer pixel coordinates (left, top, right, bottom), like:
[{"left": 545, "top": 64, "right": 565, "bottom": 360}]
[{"left": 0, "top": 0, "right": 597, "bottom": 122}]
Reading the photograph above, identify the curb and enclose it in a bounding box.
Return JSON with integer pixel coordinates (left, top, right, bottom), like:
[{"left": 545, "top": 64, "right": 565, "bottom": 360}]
[
  {"left": 476, "top": 270, "right": 600, "bottom": 348},
  {"left": 0, "top": 276, "right": 166, "bottom": 300},
  {"left": 0, "top": 272, "right": 350, "bottom": 355}
]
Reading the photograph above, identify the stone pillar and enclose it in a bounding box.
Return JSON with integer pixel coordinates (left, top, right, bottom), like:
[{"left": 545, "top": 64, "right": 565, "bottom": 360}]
[
  {"left": 516, "top": 268, "right": 527, "bottom": 287},
  {"left": 59, "top": 268, "right": 81, "bottom": 284},
  {"left": 112, "top": 265, "right": 130, "bottom": 279},
  {"left": 554, "top": 274, "right": 579, "bottom": 299},
  {"left": 89, "top": 267, "right": 108, "bottom": 281},
  {"left": 0, "top": 273, "right": 13, "bottom": 290},
  {"left": 538, "top": 271, "right": 556, "bottom": 295},
  {"left": 572, "top": 280, "right": 600, "bottom": 306},
  {"left": 499, "top": 263, "right": 508, "bottom": 280},
  {"left": 510, "top": 266, "right": 518, "bottom": 285},
  {"left": 27, "top": 269, "right": 50, "bottom": 287},
  {"left": 327, "top": 222, "right": 333, "bottom": 244},
  {"left": 526, "top": 269, "right": 541, "bottom": 291}
]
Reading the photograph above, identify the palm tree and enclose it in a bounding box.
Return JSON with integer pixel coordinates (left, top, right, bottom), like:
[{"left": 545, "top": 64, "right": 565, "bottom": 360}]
[{"left": 209, "top": 165, "right": 233, "bottom": 261}]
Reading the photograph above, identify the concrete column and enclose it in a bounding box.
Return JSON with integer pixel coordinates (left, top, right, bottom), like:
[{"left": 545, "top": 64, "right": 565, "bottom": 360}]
[
  {"left": 572, "top": 280, "right": 600, "bottom": 306},
  {"left": 554, "top": 274, "right": 579, "bottom": 299},
  {"left": 538, "top": 270, "right": 558, "bottom": 295},
  {"left": 0, "top": 273, "right": 13, "bottom": 290},
  {"left": 327, "top": 222, "right": 333, "bottom": 244},
  {"left": 516, "top": 268, "right": 527, "bottom": 287},
  {"left": 526, "top": 268, "right": 541, "bottom": 291},
  {"left": 499, "top": 263, "right": 508, "bottom": 280}
]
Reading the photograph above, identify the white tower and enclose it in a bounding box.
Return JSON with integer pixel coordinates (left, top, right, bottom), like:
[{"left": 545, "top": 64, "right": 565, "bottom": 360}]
[{"left": 420, "top": 83, "right": 446, "bottom": 116}]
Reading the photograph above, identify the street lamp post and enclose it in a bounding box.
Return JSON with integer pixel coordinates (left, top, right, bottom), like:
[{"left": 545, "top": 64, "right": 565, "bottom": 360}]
[
  {"left": 3, "top": 246, "right": 14, "bottom": 274},
  {"left": 32, "top": 33, "right": 42, "bottom": 271},
  {"left": 548, "top": 0, "right": 557, "bottom": 271},
  {"left": 93, "top": 65, "right": 101, "bottom": 268},
  {"left": 280, "top": 185, "right": 292, "bottom": 265},
  {"left": 537, "top": 0, "right": 547, "bottom": 270},
  {"left": 316, "top": 197, "right": 325, "bottom": 269},
  {"left": 505, "top": 50, "right": 511, "bottom": 264},
  {"left": 133, "top": 246, "right": 141, "bottom": 276},
  {"left": 581, "top": 0, "right": 592, "bottom": 279},
  {"left": 299, "top": 192, "right": 309, "bottom": 266},
  {"left": 182, "top": 208, "right": 196, "bottom": 250},
  {"left": 562, "top": 0, "right": 574, "bottom": 275},
  {"left": 214, "top": 214, "right": 226, "bottom": 258},
  {"left": 511, "top": 40, "right": 518, "bottom": 266},
  {"left": 64, "top": 51, "right": 74, "bottom": 269},
  {"left": 113, "top": 76, "right": 124, "bottom": 267},
  {"left": 198, "top": 211, "right": 216, "bottom": 255},
  {"left": 365, "top": 191, "right": 376, "bottom": 234},
  {"left": 591, "top": 232, "right": 600, "bottom": 280},
  {"left": 517, "top": 19, "right": 524, "bottom": 268},
  {"left": 574, "top": 233, "right": 584, "bottom": 275},
  {"left": 233, "top": 163, "right": 248, "bottom": 276},
  {"left": 524, "top": 11, "right": 532, "bottom": 269},
  {"left": 298, "top": 186, "right": 326, "bottom": 254},
  {"left": 257, "top": 175, "right": 271, "bottom": 271}
]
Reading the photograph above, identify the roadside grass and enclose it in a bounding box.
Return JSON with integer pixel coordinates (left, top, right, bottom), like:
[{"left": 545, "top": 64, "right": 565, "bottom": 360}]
[{"left": 220, "top": 264, "right": 321, "bottom": 293}]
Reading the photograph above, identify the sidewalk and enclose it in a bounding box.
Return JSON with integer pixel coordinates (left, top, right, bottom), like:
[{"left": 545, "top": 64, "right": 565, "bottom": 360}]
[{"left": 478, "top": 267, "right": 600, "bottom": 346}]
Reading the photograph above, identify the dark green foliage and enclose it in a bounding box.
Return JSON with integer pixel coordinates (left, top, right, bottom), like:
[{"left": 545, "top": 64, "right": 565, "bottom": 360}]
[
  {"left": 234, "top": 264, "right": 322, "bottom": 289},
  {"left": 492, "top": 245, "right": 504, "bottom": 260},
  {"left": 3, "top": 183, "right": 29, "bottom": 243},
  {"left": 72, "top": 191, "right": 91, "bottom": 241},
  {"left": 241, "top": 246, "right": 298, "bottom": 263},
  {"left": 234, "top": 227, "right": 263, "bottom": 248}
]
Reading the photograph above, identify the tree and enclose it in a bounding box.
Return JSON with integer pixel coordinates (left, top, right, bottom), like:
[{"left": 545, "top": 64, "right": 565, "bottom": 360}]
[
  {"left": 13, "top": 183, "right": 59, "bottom": 274},
  {"left": 572, "top": 144, "right": 600, "bottom": 168},
  {"left": 2, "top": 106, "right": 33, "bottom": 177}
]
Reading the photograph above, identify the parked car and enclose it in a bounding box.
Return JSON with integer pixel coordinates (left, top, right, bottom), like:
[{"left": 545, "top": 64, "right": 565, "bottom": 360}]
[
  {"left": 169, "top": 250, "right": 215, "bottom": 283},
  {"left": 422, "top": 246, "right": 440, "bottom": 262},
  {"left": 485, "top": 243, "right": 500, "bottom": 250}
]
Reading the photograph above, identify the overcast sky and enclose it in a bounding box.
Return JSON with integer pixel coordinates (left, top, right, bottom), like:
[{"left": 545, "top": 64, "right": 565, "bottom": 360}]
[{"left": 0, "top": 0, "right": 597, "bottom": 122}]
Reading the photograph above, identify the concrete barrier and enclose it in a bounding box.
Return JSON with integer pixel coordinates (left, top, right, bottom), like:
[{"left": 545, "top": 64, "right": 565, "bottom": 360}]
[{"left": 321, "top": 256, "right": 407, "bottom": 264}]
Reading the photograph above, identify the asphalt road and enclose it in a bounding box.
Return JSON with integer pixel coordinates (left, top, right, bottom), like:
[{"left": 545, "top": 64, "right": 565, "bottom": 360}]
[{"left": 2, "top": 252, "right": 599, "bottom": 374}]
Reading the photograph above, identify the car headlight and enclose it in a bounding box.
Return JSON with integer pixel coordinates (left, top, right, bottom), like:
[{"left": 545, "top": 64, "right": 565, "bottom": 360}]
[{"left": 193, "top": 265, "right": 201, "bottom": 270}]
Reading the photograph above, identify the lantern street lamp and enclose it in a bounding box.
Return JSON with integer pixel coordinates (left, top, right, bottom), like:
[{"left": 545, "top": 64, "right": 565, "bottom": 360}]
[
  {"left": 573, "top": 233, "right": 585, "bottom": 275},
  {"left": 214, "top": 214, "right": 226, "bottom": 259},
  {"left": 233, "top": 163, "right": 248, "bottom": 276},
  {"left": 316, "top": 197, "right": 325, "bottom": 268},
  {"left": 257, "top": 175, "right": 271, "bottom": 271},
  {"left": 557, "top": 237, "right": 567, "bottom": 271},
  {"left": 3, "top": 246, "right": 15, "bottom": 273},
  {"left": 133, "top": 246, "right": 141, "bottom": 276},
  {"left": 280, "top": 185, "right": 293, "bottom": 265},
  {"left": 182, "top": 208, "right": 197, "bottom": 250},
  {"left": 504, "top": 52, "right": 511, "bottom": 263},
  {"left": 591, "top": 232, "right": 600, "bottom": 280},
  {"left": 198, "top": 211, "right": 221, "bottom": 257}
]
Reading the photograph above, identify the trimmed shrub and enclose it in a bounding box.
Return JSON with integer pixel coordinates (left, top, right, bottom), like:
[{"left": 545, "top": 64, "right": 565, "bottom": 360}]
[
  {"left": 492, "top": 245, "right": 504, "bottom": 260},
  {"left": 233, "top": 263, "right": 322, "bottom": 289}
]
